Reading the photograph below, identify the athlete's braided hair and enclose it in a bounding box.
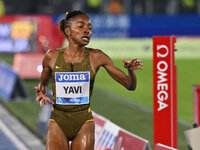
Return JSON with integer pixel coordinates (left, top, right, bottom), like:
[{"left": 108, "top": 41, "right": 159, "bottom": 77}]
[{"left": 58, "top": 10, "right": 86, "bottom": 37}]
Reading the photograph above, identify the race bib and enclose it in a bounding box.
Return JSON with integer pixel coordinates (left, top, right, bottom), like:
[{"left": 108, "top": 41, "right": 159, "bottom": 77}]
[{"left": 55, "top": 72, "right": 90, "bottom": 105}]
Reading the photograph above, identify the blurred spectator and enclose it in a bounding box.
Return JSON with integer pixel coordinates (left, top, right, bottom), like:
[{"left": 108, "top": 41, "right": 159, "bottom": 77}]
[
  {"left": 2, "top": 0, "right": 200, "bottom": 15},
  {"left": 108, "top": 0, "right": 123, "bottom": 14},
  {"left": 166, "top": 0, "right": 179, "bottom": 14},
  {"left": 131, "top": 0, "right": 145, "bottom": 14},
  {"left": 72, "top": 0, "right": 83, "bottom": 11},
  {"left": 197, "top": 0, "right": 200, "bottom": 13},
  {"left": 4, "top": 0, "right": 36, "bottom": 14},
  {"left": 36, "top": 0, "right": 73, "bottom": 14},
  {"left": 180, "top": 0, "right": 197, "bottom": 13},
  {"left": 129, "top": 0, "right": 153, "bottom": 15},
  {"left": 154, "top": 0, "right": 169, "bottom": 14},
  {"left": 85, "top": 0, "right": 101, "bottom": 13},
  {"left": 0, "top": 0, "right": 5, "bottom": 16},
  {"left": 144, "top": 0, "right": 153, "bottom": 14}
]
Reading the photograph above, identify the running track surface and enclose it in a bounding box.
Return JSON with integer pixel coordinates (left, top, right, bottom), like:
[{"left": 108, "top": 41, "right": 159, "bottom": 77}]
[
  {"left": 0, "top": 104, "right": 45, "bottom": 150},
  {"left": 0, "top": 129, "right": 18, "bottom": 150}
]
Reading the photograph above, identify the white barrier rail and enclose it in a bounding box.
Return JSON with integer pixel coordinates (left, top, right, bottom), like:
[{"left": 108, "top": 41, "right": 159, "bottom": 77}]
[
  {"left": 93, "top": 112, "right": 152, "bottom": 150},
  {"left": 154, "top": 143, "right": 178, "bottom": 150}
]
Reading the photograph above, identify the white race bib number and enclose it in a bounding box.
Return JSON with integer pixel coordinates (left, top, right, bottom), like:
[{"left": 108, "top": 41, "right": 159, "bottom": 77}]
[{"left": 55, "top": 72, "right": 90, "bottom": 105}]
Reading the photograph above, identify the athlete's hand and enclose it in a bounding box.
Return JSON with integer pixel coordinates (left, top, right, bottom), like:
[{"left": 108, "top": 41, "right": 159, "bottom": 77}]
[
  {"left": 35, "top": 87, "right": 54, "bottom": 107},
  {"left": 122, "top": 58, "right": 143, "bottom": 71}
]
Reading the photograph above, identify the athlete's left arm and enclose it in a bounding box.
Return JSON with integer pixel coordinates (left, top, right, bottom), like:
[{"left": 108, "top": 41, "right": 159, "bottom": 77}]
[{"left": 100, "top": 51, "right": 143, "bottom": 90}]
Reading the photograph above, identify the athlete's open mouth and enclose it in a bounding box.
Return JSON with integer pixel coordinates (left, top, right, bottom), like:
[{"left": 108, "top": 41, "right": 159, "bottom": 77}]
[{"left": 81, "top": 36, "right": 90, "bottom": 41}]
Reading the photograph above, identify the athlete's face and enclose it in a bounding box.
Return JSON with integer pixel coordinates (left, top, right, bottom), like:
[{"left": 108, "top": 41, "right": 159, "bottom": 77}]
[{"left": 67, "top": 14, "right": 92, "bottom": 46}]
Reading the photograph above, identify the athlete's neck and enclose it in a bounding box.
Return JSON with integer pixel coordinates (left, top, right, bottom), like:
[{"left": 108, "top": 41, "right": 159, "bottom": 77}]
[{"left": 65, "top": 45, "right": 85, "bottom": 56}]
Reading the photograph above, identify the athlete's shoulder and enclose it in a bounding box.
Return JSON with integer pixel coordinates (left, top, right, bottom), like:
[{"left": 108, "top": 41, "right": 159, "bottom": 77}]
[
  {"left": 86, "top": 47, "right": 104, "bottom": 55},
  {"left": 45, "top": 48, "right": 61, "bottom": 57},
  {"left": 86, "top": 47, "right": 111, "bottom": 63},
  {"left": 42, "top": 48, "right": 62, "bottom": 67},
  {"left": 46, "top": 48, "right": 60, "bottom": 55}
]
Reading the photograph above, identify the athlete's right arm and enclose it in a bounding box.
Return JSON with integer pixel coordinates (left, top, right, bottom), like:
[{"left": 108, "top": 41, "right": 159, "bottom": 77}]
[{"left": 35, "top": 50, "right": 55, "bottom": 106}]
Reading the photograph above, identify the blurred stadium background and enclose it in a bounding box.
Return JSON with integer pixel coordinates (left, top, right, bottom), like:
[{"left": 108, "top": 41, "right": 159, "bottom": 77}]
[{"left": 0, "top": 0, "right": 200, "bottom": 149}]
